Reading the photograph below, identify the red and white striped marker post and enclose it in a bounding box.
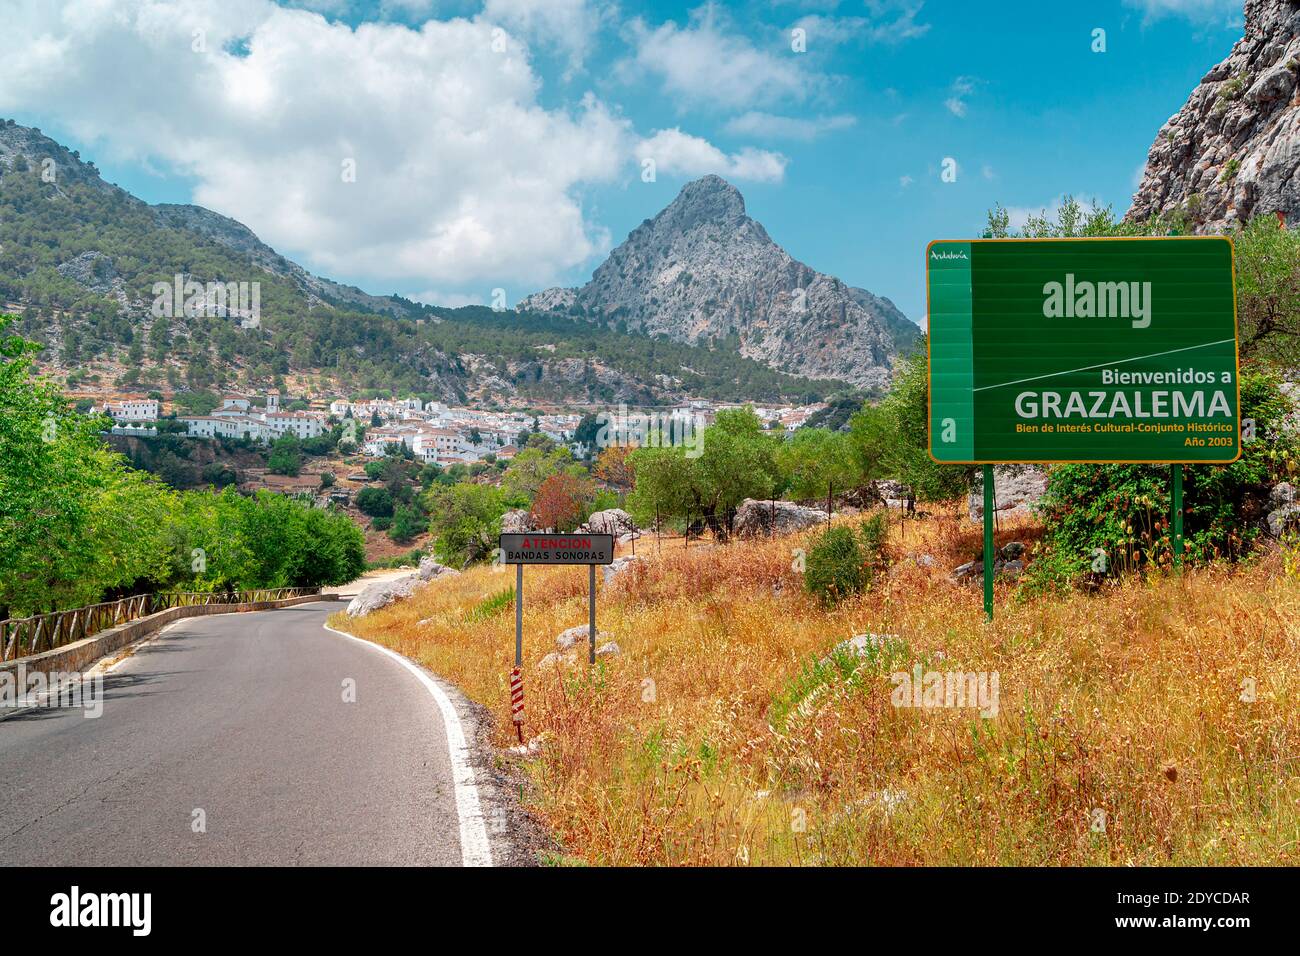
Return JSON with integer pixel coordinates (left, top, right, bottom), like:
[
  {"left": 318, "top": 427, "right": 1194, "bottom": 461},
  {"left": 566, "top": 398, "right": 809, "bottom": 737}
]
[{"left": 510, "top": 666, "right": 524, "bottom": 743}]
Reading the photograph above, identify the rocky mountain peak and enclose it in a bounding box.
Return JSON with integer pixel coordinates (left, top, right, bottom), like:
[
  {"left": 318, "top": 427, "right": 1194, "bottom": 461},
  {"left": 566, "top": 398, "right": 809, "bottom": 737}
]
[
  {"left": 1126, "top": 0, "right": 1300, "bottom": 231},
  {"left": 0, "top": 119, "right": 121, "bottom": 196},
  {"left": 518, "top": 175, "right": 919, "bottom": 389},
  {"left": 659, "top": 173, "right": 748, "bottom": 227}
]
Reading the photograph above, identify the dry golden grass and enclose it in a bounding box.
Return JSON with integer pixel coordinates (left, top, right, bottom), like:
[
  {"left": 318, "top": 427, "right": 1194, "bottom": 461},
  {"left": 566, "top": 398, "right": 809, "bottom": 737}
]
[{"left": 332, "top": 505, "right": 1300, "bottom": 866}]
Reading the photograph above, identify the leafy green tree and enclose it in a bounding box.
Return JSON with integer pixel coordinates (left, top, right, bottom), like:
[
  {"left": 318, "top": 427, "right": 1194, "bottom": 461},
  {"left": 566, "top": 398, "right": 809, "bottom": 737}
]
[
  {"left": 625, "top": 445, "right": 700, "bottom": 528},
  {"left": 775, "top": 427, "right": 862, "bottom": 501},
  {"left": 267, "top": 434, "right": 303, "bottom": 476},
  {"left": 423, "top": 482, "right": 505, "bottom": 566},
  {"left": 355, "top": 486, "right": 394, "bottom": 518},
  {"left": 502, "top": 444, "right": 572, "bottom": 504},
  {"left": 847, "top": 347, "right": 973, "bottom": 502},
  {"left": 693, "top": 407, "right": 782, "bottom": 518},
  {"left": 388, "top": 503, "right": 428, "bottom": 544}
]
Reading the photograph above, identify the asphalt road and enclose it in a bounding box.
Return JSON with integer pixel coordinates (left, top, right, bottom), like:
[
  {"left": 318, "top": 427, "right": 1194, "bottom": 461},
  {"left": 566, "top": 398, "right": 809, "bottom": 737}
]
[{"left": 0, "top": 602, "right": 474, "bottom": 866}]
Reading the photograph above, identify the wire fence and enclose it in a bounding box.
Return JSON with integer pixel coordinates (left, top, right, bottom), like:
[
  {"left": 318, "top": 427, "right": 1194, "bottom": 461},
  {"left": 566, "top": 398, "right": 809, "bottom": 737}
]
[
  {"left": 0, "top": 587, "right": 320, "bottom": 662},
  {"left": 617, "top": 483, "right": 922, "bottom": 557}
]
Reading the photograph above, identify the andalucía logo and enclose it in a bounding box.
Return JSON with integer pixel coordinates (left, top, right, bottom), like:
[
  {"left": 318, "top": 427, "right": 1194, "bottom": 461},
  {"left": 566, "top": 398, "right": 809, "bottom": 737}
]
[{"left": 930, "top": 248, "right": 968, "bottom": 261}]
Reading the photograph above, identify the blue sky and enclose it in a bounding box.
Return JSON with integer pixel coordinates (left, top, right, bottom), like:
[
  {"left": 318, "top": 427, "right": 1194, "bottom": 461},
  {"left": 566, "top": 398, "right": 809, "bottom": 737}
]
[{"left": 1, "top": 0, "right": 1247, "bottom": 324}]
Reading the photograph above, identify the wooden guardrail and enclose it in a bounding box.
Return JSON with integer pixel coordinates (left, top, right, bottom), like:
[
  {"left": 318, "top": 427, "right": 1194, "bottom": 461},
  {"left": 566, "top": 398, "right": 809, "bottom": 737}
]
[{"left": 0, "top": 588, "right": 320, "bottom": 661}]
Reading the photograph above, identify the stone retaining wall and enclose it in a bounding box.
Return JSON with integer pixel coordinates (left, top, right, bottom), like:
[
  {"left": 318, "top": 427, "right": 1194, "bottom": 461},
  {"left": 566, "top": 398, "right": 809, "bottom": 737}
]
[{"left": 0, "top": 594, "right": 342, "bottom": 681}]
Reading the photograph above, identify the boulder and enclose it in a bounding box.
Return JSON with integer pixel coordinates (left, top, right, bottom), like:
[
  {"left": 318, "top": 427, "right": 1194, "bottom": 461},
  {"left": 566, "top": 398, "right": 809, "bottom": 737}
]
[
  {"left": 501, "top": 509, "right": 532, "bottom": 534},
  {"left": 871, "top": 479, "right": 916, "bottom": 509},
  {"left": 948, "top": 549, "right": 1026, "bottom": 585},
  {"left": 345, "top": 560, "right": 459, "bottom": 617},
  {"left": 603, "top": 555, "right": 643, "bottom": 584},
  {"left": 734, "top": 498, "right": 830, "bottom": 537},
  {"left": 555, "top": 624, "right": 611, "bottom": 651},
  {"left": 1270, "top": 482, "right": 1297, "bottom": 508},
  {"left": 583, "top": 508, "right": 637, "bottom": 536},
  {"left": 1265, "top": 504, "right": 1300, "bottom": 538},
  {"left": 346, "top": 574, "right": 423, "bottom": 617},
  {"left": 968, "top": 466, "right": 1049, "bottom": 522},
  {"left": 417, "top": 556, "right": 458, "bottom": 581},
  {"left": 595, "top": 641, "right": 621, "bottom": 657}
]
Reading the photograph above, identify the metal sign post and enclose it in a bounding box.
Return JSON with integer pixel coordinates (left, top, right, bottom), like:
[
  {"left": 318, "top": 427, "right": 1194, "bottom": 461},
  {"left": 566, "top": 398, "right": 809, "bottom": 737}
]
[
  {"left": 1172, "top": 464, "right": 1184, "bottom": 570},
  {"left": 515, "top": 563, "right": 523, "bottom": 668},
  {"left": 983, "top": 464, "right": 994, "bottom": 622},
  {"left": 499, "top": 533, "right": 616, "bottom": 726},
  {"left": 588, "top": 564, "right": 597, "bottom": 664}
]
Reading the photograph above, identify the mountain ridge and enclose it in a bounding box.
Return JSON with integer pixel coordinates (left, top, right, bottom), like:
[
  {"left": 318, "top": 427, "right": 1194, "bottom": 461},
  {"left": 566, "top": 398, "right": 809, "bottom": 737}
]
[
  {"left": 0, "top": 121, "right": 836, "bottom": 406},
  {"left": 1127, "top": 0, "right": 1300, "bottom": 231},
  {"left": 518, "top": 174, "right": 920, "bottom": 388}
]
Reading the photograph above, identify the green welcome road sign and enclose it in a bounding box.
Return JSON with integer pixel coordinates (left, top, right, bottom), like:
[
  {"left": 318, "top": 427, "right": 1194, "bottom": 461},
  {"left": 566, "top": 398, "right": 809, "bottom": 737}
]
[{"left": 927, "top": 237, "right": 1241, "bottom": 464}]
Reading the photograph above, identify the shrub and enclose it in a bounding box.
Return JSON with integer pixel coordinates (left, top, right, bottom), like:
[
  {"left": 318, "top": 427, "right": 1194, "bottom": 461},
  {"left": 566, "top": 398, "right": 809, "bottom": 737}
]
[
  {"left": 388, "top": 503, "right": 428, "bottom": 544},
  {"left": 355, "top": 486, "right": 394, "bottom": 518},
  {"left": 1023, "top": 368, "right": 1297, "bottom": 593},
  {"left": 804, "top": 526, "right": 868, "bottom": 607}
]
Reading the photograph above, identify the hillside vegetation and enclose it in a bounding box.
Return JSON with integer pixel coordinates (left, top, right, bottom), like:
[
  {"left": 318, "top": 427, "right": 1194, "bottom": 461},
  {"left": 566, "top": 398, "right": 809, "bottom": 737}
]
[
  {"left": 0, "top": 119, "right": 839, "bottom": 404},
  {"left": 0, "top": 315, "right": 365, "bottom": 618},
  {"left": 335, "top": 510, "right": 1300, "bottom": 865}
]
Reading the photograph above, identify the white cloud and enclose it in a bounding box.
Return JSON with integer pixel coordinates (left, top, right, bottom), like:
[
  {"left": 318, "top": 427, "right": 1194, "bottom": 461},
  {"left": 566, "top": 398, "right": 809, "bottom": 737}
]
[
  {"left": 624, "top": 3, "right": 813, "bottom": 110},
  {"left": 0, "top": 1, "right": 756, "bottom": 291},
  {"left": 899, "top": 174, "right": 913, "bottom": 188},
  {"left": 793, "top": 3, "right": 930, "bottom": 45},
  {"left": 481, "top": 0, "right": 611, "bottom": 75},
  {"left": 638, "top": 128, "right": 788, "bottom": 183},
  {"left": 945, "top": 75, "right": 976, "bottom": 117},
  {"left": 1123, "top": 0, "right": 1242, "bottom": 24},
  {"left": 862, "top": 0, "right": 931, "bottom": 43},
  {"left": 791, "top": 14, "right": 870, "bottom": 46},
  {"left": 723, "top": 110, "right": 855, "bottom": 141},
  {"left": 411, "top": 290, "right": 486, "bottom": 308}
]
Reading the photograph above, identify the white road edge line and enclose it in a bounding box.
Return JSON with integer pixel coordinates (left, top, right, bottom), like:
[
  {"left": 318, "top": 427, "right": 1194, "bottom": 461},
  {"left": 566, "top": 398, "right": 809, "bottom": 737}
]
[{"left": 322, "top": 623, "right": 494, "bottom": 868}]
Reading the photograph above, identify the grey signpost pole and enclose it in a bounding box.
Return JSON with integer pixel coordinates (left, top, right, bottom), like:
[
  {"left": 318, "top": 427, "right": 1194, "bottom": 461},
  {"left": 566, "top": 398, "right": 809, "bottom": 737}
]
[
  {"left": 515, "top": 563, "right": 523, "bottom": 668},
  {"left": 983, "top": 464, "right": 994, "bottom": 622},
  {"left": 588, "top": 563, "right": 597, "bottom": 664}
]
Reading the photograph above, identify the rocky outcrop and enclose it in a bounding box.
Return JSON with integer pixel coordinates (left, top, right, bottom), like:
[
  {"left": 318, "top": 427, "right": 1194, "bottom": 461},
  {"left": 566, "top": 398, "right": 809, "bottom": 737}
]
[
  {"left": 518, "top": 175, "right": 920, "bottom": 388},
  {"left": 344, "top": 558, "right": 459, "bottom": 617},
  {"left": 968, "top": 467, "right": 1049, "bottom": 522},
  {"left": 537, "top": 625, "right": 618, "bottom": 669},
  {"left": 602, "top": 554, "right": 643, "bottom": 584},
  {"left": 581, "top": 509, "right": 637, "bottom": 535},
  {"left": 1126, "top": 0, "right": 1300, "bottom": 231},
  {"left": 950, "top": 542, "right": 1028, "bottom": 584},
  {"left": 501, "top": 509, "right": 533, "bottom": 534},
  {"left": 1264, "top": 481, "right": 1300, "bottom": 536},
  {"left": 734, "top": 498, "right": 831, "bottom": 537}
]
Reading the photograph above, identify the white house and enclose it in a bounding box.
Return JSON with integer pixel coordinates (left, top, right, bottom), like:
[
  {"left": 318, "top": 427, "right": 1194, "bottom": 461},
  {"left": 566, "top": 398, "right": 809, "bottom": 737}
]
[
  {"left": 264, "top": 411, "right": 326, "bottom": 440},
  {"left": 102, "top": 398, "right": 159, "bottom": 422},
  {"left": 181, "top": 392, "right": 325, "bottom": 444},
  {"left": 180, "top": 414, "right": 272, "bottom": 442}
]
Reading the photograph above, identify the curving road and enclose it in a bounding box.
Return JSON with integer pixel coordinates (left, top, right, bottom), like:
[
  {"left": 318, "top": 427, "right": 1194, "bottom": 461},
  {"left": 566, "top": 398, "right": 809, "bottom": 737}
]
[{"left": 0, "top": 602, "right": 488, "bottom": 866}]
